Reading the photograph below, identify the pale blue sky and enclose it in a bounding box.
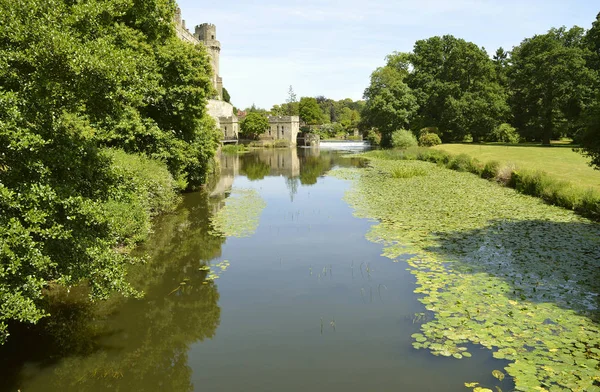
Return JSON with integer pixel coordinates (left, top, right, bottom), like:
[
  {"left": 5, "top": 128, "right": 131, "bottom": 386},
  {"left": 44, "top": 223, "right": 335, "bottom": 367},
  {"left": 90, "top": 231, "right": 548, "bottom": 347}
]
[{"left": 177, "top": 0, "right": 599, "bottom": 109}]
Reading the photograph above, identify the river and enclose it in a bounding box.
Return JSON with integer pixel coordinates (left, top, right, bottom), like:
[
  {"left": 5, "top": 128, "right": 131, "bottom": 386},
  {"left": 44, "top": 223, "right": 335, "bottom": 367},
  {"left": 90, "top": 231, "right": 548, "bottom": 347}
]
[{"left": 1, "top": 145, "right": 516, "bottom": 391}]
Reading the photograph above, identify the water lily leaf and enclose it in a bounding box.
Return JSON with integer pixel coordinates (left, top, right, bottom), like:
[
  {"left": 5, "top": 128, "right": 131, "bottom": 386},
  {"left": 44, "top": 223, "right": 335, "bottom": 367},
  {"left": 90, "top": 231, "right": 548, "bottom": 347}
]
[{"left": 492, "top": 370, "right": 505, "bottom": 381}]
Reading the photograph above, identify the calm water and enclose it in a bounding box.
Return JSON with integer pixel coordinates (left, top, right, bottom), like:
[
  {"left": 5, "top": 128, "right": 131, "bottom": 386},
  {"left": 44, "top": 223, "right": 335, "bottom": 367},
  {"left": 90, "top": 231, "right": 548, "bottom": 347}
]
[{"left": 0, "top": 145, "right": 514, "bottom": 391}]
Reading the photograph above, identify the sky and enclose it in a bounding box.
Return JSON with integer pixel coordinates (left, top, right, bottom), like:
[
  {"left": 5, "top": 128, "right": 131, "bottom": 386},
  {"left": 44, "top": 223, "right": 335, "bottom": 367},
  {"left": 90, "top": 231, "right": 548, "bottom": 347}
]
[{"left": 177, "top": 0, "right": 599, "bottom": 110}]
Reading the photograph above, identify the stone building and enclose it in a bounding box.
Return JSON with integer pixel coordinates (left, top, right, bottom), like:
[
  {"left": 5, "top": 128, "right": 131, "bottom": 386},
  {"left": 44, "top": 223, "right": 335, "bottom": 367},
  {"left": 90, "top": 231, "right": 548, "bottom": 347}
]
[
  {"left": 174, "top": 6, "right": 237, "bottom": 141},
  {"left": 260, "top": 116, "right": 300, "bottom": 145},
  {"left": 195, "top": 24, "right": 223, "bottom": 100}
]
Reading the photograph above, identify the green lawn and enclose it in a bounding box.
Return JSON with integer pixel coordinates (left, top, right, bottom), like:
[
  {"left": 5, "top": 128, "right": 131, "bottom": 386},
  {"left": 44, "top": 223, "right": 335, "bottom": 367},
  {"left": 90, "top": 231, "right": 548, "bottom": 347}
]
[{"left": 434, "top": 143, "right": 600, "bottom": 191}]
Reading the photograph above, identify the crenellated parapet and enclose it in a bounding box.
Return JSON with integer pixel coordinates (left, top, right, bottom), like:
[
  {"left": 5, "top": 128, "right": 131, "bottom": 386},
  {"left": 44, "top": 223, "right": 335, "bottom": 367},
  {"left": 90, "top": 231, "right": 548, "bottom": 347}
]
[{"left": 173, "top": 7, "right": 224, "bottom": 100}]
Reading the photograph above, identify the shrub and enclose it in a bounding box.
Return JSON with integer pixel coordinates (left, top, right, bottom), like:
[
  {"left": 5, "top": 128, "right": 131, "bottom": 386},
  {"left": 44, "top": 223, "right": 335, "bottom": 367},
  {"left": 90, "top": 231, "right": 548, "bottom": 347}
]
[
  {"left": 221, "top": 144, "right": 248, "bottom": 154},
  {"left": 415, "top": 148, "right": 450, "bottom": 164},
  {"left": 448, "top": 154, "right": 482, "bottom": 174},
  {"left": 488, "top": 123, "right": 520, "bottom": 144},
  {"left": 364, "top": 129, "right": 382, "bottom": 146},
  {"left": 481, "top": 160, "right": 501, "bottom": 179},
  {"left": 391, "top": 129, "right": 418, "bottom": 149},
  {"left": 418, "top": 127, "right": 440, "bottom": 137},
  {"left": 418, "top": 132, "right": 442, "bottom": 147},
  {"left": 273, "top": 139, "right": 291, "bottom": 148}
]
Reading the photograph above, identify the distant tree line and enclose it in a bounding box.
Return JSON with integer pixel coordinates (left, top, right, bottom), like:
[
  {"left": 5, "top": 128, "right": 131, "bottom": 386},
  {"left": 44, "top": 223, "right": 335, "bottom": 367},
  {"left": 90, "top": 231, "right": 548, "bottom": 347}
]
[
  {"left": 0, "top": 0, "right": 220, "bottom": 343},
  {"left": 360, "top": 12, "right": 600, "bottom": 169},
  {"left": 242, "top": 86, "right": 365, "bottom": 139}
]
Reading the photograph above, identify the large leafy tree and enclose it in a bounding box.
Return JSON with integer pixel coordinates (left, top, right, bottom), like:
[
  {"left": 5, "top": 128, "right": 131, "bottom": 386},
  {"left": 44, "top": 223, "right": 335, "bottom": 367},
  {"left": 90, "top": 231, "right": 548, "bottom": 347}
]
[
  {"left": 0, "top": 0, "right": 218, "bottom": 343},
  {"left": 407, "top": 36, "right": 508, "bottom": 141},
  {"left": 240, "top": 112, "right": 269, "bottom": 139},
  {"left": 299, "top": 97, "right": 324, "bottom": 126},
  {"left": 509, "top": 27, "right": 596, "bottom": 144},
  {"left": 361, "top": 62, "right": 419, "bottom": 146},
  {"left": 577, "top": 13, "right": 600, "bottom": 169}
]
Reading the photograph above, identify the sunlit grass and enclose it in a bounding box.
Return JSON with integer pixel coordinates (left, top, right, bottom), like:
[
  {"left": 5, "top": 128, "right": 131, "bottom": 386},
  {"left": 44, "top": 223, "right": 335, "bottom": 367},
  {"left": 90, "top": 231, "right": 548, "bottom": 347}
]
[{"left": 434, "top": 143, "right": 600, "bottom": 191}]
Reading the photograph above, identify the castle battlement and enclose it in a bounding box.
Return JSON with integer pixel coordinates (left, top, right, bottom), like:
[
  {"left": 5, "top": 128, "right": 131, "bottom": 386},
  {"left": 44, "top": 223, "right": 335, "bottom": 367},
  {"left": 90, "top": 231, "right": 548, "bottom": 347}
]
[{"left": 268, "top": 116, "right": 300, "bottom": 123}]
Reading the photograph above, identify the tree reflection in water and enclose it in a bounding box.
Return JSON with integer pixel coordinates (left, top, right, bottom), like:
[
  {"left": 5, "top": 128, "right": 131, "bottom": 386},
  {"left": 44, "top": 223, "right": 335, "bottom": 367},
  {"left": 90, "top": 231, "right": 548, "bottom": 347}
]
[{"left": 0, "top": 190, "right": 225, "bottom": 392}]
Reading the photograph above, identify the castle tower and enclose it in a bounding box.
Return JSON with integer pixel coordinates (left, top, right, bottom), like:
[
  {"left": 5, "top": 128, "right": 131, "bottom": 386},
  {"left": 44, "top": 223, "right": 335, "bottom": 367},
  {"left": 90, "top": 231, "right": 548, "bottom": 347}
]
[{"left": 195, "top": 23, "right": 223, "bottom": 100}]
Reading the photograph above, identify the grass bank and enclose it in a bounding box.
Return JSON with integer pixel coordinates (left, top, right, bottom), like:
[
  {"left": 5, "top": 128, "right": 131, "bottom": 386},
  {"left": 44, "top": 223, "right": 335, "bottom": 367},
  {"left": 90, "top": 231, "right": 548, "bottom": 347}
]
[
  {"left": 331, "top": 159, "right": 600, "bottom": 391},
  {"left": 434, "top": 143, "right": 600, "bottom": 191},
  {"left": 363, "top": 148, "right": 600, "bottom": 221}
]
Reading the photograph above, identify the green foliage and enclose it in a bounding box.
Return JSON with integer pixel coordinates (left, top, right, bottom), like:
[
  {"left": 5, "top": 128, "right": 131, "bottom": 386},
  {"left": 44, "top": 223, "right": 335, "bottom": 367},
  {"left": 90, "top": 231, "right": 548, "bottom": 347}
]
[
  {"left": 448, "top": 154, "right": 483, "bottom": 175},
  {"left": 0, "top": 0, "right": 218, "bottom": 342},
  {"left": 361, "top": 65, "right": 419, "bottom": 146},
  {"left": 510, "top": 170, "right": 600, "bottom": 218},
  {"left": 272, "top": 139, "right": 291, "bottom": 148},
  {"left": 576, "top": 92, "right": 600, "bottom": 169},
  {"left": 481, "top": 160, "right": 501, "bottom": 179},
  {"left": 239, "top": 155, "right": 270, "bottom": 180},
  {"left": 487, "top": 123, "right": 520, "bottom": 143},
  {"left": 408, "top": 36, "right": 509, "bottom": 142},
  {"left": 299, "top": 97, "right": 324, "bottom": 125},
  {"left": 364, "top": 129, "right": 382, "bottom": 146},
  {"left": 390, "top": 165, "right": 427, "bottom": 178},
  {"left": 418, "top": 132, "right": 442, "bottom": 147},
  {"left": 222, "top": 87, "right": 231, "bottom": 103},
  {"left": 221, "top": 144, "right": 248, "bottom": 154},
  {"left": 332, "top": 157, "right": 600, "bottom": 391},
  {"left": 240, "top": 112, "right": 269, "bottom": 140},
  {"left": 209, "top": 189, "right": 266, "bottom": 237},
  {"left": 361, "top": 147, "right": 600, "bottom": 220},
  {"left": 509, "top": 27, "right": 596, "bottom": 144},
  {"left": 391, "top": 129, "right": 418, "bottom": 149}
]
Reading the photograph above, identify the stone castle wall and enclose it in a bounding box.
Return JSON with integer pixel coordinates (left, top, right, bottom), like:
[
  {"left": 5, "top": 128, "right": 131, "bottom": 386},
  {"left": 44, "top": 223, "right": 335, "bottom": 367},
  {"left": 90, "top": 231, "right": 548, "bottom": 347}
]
[{"left": 261, "top": 116, "right": 300, "bottom": 145}]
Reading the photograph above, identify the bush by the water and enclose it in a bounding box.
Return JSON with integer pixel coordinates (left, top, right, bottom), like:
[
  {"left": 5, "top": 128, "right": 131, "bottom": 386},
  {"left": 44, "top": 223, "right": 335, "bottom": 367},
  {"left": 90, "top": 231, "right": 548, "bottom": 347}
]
[
  {"left": 221, "top": 144, "right": 248, "bottom": 154},
  {"left": 418, "top": 132, "right": 442, "bottom": 147},
  {"left": 364, "top": 129, "right": 382, "bottom": 146},
  {"left": 0, "top": 0, "right": 219, "bottom": 343},
  {"left": 448, "top": 154, "right": 483, "bottom": 175},
  {"left": 481, "top": 160, "right": 501, "bottom": 179},
  {"left": 391, "top": 129, "right": 418, "bottom": 149}
]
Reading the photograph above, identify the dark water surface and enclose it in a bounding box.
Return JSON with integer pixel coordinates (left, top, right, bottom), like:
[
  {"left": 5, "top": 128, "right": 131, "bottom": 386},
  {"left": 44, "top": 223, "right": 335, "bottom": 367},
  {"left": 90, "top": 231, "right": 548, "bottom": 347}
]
[{"left": 0, "top": 145, "right": 514, "bottom": 391}]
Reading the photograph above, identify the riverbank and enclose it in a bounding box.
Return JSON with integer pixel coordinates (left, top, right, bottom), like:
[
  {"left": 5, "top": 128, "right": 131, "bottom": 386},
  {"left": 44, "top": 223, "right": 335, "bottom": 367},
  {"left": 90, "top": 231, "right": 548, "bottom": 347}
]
[
  {"left": 434, "top": 143, "right": 600, "bottom": 191},
  {"left": 332, "top": 157, "right": 600, "bottom": 391},
  {"left": 362, "top": 148, "right": 600, "bottom": 221}
]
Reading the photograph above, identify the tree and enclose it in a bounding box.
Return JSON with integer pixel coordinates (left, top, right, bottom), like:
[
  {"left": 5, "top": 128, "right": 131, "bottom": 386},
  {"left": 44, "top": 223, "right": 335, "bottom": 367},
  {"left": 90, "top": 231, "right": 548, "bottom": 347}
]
[
  {"left": 509, "top": 27, "right": 595, "bottom": 144},
  {"left": 299, "top": 97, "right": 324, "bottom": 126},
  {"left": 287, "top": 85, "right": 297, "bottom": 104},
  {"left": 240, "top": 112, "right": 269, "bottom": 139},
  {"left": 0, "top": 0, "right": 219, "bottom": 343},
  {"left": 493, "top": 47, "right": 510, "bottom": 86},
  {"left": 222, "top": 87, "right": 231, "bottom": 103},
  {"left": 585, "top": 13, "right": 600, "bottom": 71},
  {"left": 285, "top": 85, "right": 299, "bottom": 116},
  {"left": 270, "top": 104, "right": 285, "bottom": 116},
  {"left": 361, "top": 64, "right": 419, "bottom": 146},
  {"left": 406, "top": 36, "right": 508, "bottom": 141},
  {"left": 338, "top": 107, "right": 361, "bottom": 130},
  {"left": 577, "top": 95, "right": 600, "bottom": 169},
  {"left": 577, "top": 13, "right": 600, "bottom": 169}
]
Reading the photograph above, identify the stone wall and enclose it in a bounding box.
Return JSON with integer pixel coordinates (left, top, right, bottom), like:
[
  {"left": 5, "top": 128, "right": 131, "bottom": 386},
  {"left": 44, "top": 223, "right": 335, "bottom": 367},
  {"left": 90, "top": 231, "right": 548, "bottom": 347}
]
[
  {"left": 207, "top": 99, "right": 234, "bottom": 118},
  {"left": 220, "top": 116, "right": 239, "bottom": 140},
  {"left": 173, "top": 7, "right": 234, "bottom": 141},
  {"left": 263, "top": 116, "right": 300, "bottom": 145}
]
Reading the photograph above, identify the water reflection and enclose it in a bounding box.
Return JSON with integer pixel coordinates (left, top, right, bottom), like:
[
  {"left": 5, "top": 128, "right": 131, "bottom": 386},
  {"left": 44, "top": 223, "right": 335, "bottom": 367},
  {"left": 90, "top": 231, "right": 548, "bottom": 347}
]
[{"left": 0, "top": 190, "right": 225, "bottom": 392}]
